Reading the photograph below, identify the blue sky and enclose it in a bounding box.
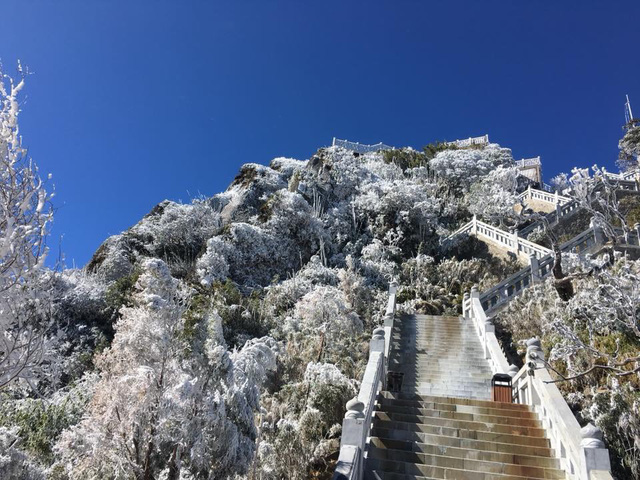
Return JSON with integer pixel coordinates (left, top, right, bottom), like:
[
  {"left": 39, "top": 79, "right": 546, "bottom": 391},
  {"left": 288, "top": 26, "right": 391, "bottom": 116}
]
[{"left": 1, "top": 1, "right": 639, "bottom": 267}]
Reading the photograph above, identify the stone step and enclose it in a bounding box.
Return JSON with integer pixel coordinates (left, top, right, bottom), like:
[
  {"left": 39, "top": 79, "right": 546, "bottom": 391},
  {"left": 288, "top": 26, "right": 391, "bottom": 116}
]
[
  {"left": 399, "top": 372, "right": 492, "bottom": 380},
  {"left": 370, "top": 427, "right": 554, "bottom": 457},
  {"left": 369, "top": 436, "right": 560, "bottom": 469},
  {"left": 398, "top": 376, "right": 492, "bottom": 384},
  {"left": 389, "top": 358, "right": 491, "bottom": 366},
  {"left": 377, "top": 399, "right": 538, "bottom": 420},
  {"left": 376, "top": 404, "right": 541, "bottom": 428},
  {"left": 379, "top": 392, "right": 530, "bottom": 412},
  {"left": 394, "top": 363, "right": 491, "bottom": 370},
  {"left": 395, "top": 368, "right": 492, "bottom": 375},
  {"left": 400, "top": 386, "right": 492, "bottom": 396},
  {"left": 404, "top": 388, "right": 491, "bottom": 399},
  {"left": 372, "top": 419, "right": 550, "bottom": 448},
  {"left": 400, "top": 382, "right": 492, "bottom": 390},
  {"left": 366, "top": 453, "right": 565, "bottom": 479},
  {"left": 374, "top": 411, "right": 546, "bottom": 438}
]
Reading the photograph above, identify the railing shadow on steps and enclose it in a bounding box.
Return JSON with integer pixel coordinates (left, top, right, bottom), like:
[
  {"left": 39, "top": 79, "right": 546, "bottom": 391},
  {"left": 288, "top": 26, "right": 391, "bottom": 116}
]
[{"left": 331, "top": 281, "right": 397, "bottom": 480}]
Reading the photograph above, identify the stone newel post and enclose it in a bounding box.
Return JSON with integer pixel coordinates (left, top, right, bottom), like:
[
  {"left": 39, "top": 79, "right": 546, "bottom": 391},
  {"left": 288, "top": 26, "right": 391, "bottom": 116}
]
[
  {"left": 529, "top": 254, "right": 540, "bottom": 283},
  {"left": 580, "top": 423, "right": 612, "bottom": 479}
]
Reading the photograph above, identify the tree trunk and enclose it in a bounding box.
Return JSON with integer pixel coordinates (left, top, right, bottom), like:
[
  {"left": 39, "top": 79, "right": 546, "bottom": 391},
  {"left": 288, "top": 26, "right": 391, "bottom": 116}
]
[
  {"left": 552, "top": 244, "right": 574, "bottom": 301},
  {"left": 166, "top": 445, "right": 181, "bottom": 480}
]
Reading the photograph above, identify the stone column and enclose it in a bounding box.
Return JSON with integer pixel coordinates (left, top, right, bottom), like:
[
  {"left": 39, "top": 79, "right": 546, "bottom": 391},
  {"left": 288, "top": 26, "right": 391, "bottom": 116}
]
[
  {"left": 471, "top": 214, "right": 478, "bottom": 235},
  {"left": 634, "top": 223, "right": 640, "bottom": 246},
  {"left": 510, "top": 228, "right": 519, "bottom": 255},
  {"left": 580, "top": 424, "right": 612, "bottom": 479},
  {"left": 462, "top": 292, "right": 470, "bottom": 319},
  {"left": 371, "top": 327, "right": 386, "bottom": 387},
  {"left": 529, "top": 254, "right": 540, "bottom": 283},
  {"left": 526, "top": 338, "right": 545, "bottom": 373},
  {"left": 590, "top": 218, "right": 606, "bottom": 246}
]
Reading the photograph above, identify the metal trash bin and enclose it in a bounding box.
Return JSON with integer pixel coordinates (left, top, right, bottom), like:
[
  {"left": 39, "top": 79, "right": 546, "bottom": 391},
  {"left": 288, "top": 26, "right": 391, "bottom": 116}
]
[
  {"left": 387, "top": 371, "right": 404, "bottom": 393},
  {"left": 491, "top": 373, "right": 513, "bottom": 403}
]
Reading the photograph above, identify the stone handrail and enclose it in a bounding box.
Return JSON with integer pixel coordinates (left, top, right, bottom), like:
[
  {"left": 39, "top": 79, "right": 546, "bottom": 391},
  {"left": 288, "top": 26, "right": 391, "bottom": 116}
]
[
  {"left": 463, "top": 288, "right": 513, "bottom": 376},
  {"left": 332, "top": 137, "right": 394, "bottom": 154},
  {"left": 518, "top": 198, "right": 581, "bottom": 239},
  {"left": 511, "top": 339, "right": 612, "bottom": 480},
  {"left": 446, "top": 134, "right": 489, "bottom": 148},
  {"left": 446, "top": 216, "right": 552, "bottom": 261},
  {"left": 464, "top": 292, "right": 614, "bottom": 479},
  {"left": 479, "top": 226, "right": 601, "bottom": 314},
  {"left": 516, "top": 156, "right": 542, "bottom": 168},
  {"left": 518, "top": 186, "right": 572, "bottom": 206},
  {"left": 332, "top": 282, "right": 397, "bottom": 480}
]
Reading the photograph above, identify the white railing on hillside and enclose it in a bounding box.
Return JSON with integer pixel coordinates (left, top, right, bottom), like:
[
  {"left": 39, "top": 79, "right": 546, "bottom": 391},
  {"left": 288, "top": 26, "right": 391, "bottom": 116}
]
[
  {"left": 447, "top": 215, "right": 552, "bottom": 261},
  {"left": 332, "top": 137, "right": 394, "bottom": 154},
  {"left": 332, "top": 282, "right": 397, "bottom": 480},
  {"left": 478, "top": 225, "right": 602, "bottom": 314},
  {"left": 516, "top": 156, "right": 541, "bottom": 168},
  {"left": 446, "top": 134, "right": 489, "bottom": 148},
  {"left": 600, "top": 172, "right": 639, "bottom": 191},
  {"left": 518, "top": 196, "right": 581, "bottom": 239},
  {"left": 463, "top": 292, "right": 613, "bottom": 479},
  {"left": 463, "top": 288, "right": 512, "bottom": 376},
  {"left": 518, "top": 186, "right": 572, "bottom": 206},
  {"left": 512, "top": 340, "right": 613, "bottom": 480}
]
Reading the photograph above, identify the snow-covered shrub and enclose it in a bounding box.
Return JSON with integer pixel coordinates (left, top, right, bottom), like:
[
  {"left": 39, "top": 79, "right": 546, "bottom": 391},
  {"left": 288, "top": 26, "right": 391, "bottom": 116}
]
[
  {"left": 0, "top": 427, "right": 45, "bottom": 480},
  {"left": 56, "top": 259, "right": 278, "bottom": 479},
  {"left": 197, "top": 236, "right": 232, "bottom": 285},
  {"left": 430, "top": 143, "right": 514, "bottom": 192},
  {"left": 291, "top": 285, "right": 362, "bottom": 343}
]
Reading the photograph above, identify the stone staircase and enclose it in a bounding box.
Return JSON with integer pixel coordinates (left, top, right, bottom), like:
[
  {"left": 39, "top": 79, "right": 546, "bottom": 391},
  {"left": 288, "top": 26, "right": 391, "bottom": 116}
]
[
  {"left": 365, "top": 315, "right": 566, "bottom": 479},
  {"left": 388, "top": 315, "right": 492, "bottom": 400}
]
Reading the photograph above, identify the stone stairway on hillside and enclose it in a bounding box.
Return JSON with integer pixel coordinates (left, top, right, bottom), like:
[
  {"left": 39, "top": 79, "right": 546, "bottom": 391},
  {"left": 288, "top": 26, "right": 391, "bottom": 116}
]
[
  {"left": 364, "top": 315, "right": 566, "bottom": 480},
  {"left": 389, "top": 315, "right": 492, "bottom": 400}
]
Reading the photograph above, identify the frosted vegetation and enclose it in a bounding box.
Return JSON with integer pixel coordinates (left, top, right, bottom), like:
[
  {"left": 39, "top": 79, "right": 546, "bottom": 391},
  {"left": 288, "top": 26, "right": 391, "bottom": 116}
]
[{"left": 2, "top": 65, "right": 640, "bottom": 478}]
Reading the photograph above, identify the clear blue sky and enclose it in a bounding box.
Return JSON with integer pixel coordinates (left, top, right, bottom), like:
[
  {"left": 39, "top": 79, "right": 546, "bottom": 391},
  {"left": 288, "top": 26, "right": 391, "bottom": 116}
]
[{"left": 1, "top": 1, "right": 639, "bottom": 267}]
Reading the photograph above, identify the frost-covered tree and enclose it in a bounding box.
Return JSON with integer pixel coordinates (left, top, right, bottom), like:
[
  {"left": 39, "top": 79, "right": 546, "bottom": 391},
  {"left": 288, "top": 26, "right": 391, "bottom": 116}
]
[
  {"left": 0, "top": 64, "right": 56, "bottom": 390},
  {"left": 56, "top": 259, "right": 278, "bottom": 479},
  {"left": 290, "top": 285, "right": 362, "bottom": 362},
  {"left": 467, "top": 166, "right": 520, "bottom": 227},
  {"left": 618, "top": 126, "right": 640, "bottom": 169}
]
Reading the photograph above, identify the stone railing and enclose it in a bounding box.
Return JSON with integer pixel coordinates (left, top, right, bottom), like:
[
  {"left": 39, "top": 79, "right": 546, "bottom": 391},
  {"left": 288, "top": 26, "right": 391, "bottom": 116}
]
[
  {"left": 511, "top": 339, "right": 613, "bottom": 480},
  {"left": 332, "top": 282, "right": 397, "bottom": 480},
  {"left": 446, "top": 134, "right": 489, "bottom": 148},
  {"left": 515, "top": 156, "right": 542, "bottom": 168},
  {"left": 518, "top": 198, "right": 581, "bottom": 239},
  {"left": 449, "top": 215, "right": 552, "bottom": 261},
  {"left": 468, "top": 215, "right": 551, "bottom": 260},
  {"left": 518, "top": 186, "right": 572, "bottom": 206},
  {"left": 478, "top": 225, "right": 602, "bottom": 314},
  {"left": 332, "top": 137, "right": 393, "bottom": 154},
  {"left": 464, "top": 292, "right": 614, "bottom": 480},
  {"left": 463, "top": 287, "right": 514, "bottom": 376}
]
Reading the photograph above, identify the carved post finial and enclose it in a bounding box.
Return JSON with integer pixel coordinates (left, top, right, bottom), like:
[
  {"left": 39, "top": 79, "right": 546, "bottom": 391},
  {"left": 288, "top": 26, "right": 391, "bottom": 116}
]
[
  {"left": 372, "top": 327, "right": 385, "bottom": 340},
  {"left": 508, "top": 364, "right": 520, "bottom": 378},
  {"left": 580, "top": 423, "right": 605, "bottom": 448},
  {"left": 345, "top": 398, "right": 365, "bottom": 419},
  {"left": 526, "top": 338, "right": 544, "bottom": 375}
]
